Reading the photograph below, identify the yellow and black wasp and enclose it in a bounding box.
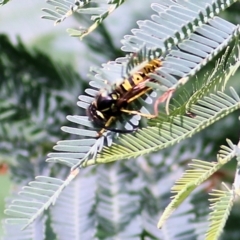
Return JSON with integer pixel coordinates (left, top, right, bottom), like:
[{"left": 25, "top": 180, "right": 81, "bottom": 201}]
[{"left": 87, "top": 58, "right": 163, "bottom": 137}]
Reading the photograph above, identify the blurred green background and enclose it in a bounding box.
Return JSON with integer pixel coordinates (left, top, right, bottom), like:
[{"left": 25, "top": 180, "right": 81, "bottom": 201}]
[{"left": 0, "top": 174, "right": 11, "bottom": 236}]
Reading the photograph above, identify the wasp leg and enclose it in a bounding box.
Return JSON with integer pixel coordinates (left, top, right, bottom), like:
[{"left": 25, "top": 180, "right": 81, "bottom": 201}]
[
  {"left": 126, "top": 87, "right": 152, "bottom": 104},
  {"left": 97, "top": 116, "right": 116, "bottom": 137},
  {"left": 120, "top": 108, "right": 156, "bottom": 119},
  {"left": 154, "top": 88, "right": 175, "bottom": 115}
]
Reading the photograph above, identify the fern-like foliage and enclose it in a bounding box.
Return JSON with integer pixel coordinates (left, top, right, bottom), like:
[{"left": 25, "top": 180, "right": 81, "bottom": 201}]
[
  {"left": 4, "top": 169, "right": 82, "bottom": 230},
  {"left": 78, "top": 36, "right": 239, "bottom": 167},
  {"left": 157, "top": 136, "right": 240, "bottom": 239},
  {"left": 42, "top": 0, "right": 126, "bottom": 39},
  {"left": 93, "top": 162, "right": 143, "bottom": 238},
  {"left": 3, "top": 215, "right": 47, "bottom": 240},
  {"left": 50, "top": 168, "right": 96, "bottom": 239},
  {"left": 48, "top": 7, "right": 240, "bottom": 170},
  {"left": 88, "top": 87, "right": 240, "bottom": 166},
  {"left": 158, "top": 160, "right": 223, "bottom": 228},
  {"left": 158, "top": 138, "right": 237, "bottom": 228},
  {"left": 3, "top": 1, "right": 240, "bottom": 239},
  {"left": 204, "top": 137, "right": 240, "bottom": 240},
  {"left": 206, "top": 188, "right": 234, "bottom": 240},
  {"left": 121, "top": 0, "right": 238, "bottom": 53}
]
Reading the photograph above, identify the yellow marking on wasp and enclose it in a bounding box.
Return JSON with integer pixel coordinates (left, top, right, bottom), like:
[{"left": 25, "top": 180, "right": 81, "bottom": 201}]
[
  {"left": 122, "top": 59, "right": 162, "bottom": 91},
  {"left": 129, "top": 59, "right": 162, "bottom": 75},
  {"left": 132, "top": 74, "right": 144, "bottom": 84},
  {"left": 111, "top": 93, "right": 118, "bottom": 100},
  {"left": 96, "top": 110, "right": 105, "bottom": 119},
  {"left": 121, "top": 80, "right": 132, "bottom": 91}
]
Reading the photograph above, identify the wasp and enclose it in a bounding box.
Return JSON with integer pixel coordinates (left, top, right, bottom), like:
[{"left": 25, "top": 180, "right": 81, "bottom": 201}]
[{"left": 87, "top": 58, "right": 163, "bottom": 137}]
